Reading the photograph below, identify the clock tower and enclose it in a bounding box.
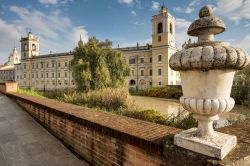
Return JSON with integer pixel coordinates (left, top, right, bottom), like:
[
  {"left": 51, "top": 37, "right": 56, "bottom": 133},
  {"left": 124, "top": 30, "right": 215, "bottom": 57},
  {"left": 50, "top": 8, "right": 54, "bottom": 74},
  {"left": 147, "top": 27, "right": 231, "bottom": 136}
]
[{"left": 151, "top": 4, "right": 178, "bottom": 86}]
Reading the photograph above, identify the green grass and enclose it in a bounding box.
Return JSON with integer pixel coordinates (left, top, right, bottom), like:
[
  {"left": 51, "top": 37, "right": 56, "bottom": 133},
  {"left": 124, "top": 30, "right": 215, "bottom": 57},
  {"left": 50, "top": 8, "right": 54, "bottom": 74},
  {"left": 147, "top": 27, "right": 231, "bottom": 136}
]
[{"left": 17, "top": 88, "right": 46, "bottom": 98}]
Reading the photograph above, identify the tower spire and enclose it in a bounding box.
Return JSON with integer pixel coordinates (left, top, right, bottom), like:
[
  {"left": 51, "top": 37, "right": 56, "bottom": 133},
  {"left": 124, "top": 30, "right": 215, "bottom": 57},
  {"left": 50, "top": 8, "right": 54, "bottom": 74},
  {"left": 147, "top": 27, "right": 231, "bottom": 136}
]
[{"left": 78, "top": 34, "right": 84, "bottom": 47}]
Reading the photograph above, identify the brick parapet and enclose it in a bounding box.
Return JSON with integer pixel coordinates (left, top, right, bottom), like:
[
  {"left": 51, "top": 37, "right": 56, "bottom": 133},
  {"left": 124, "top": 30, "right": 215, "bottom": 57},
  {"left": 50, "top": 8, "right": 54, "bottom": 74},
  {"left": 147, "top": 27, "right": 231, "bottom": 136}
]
[{"left": 6, "top": 92, "right": 250, "bottom": 166}]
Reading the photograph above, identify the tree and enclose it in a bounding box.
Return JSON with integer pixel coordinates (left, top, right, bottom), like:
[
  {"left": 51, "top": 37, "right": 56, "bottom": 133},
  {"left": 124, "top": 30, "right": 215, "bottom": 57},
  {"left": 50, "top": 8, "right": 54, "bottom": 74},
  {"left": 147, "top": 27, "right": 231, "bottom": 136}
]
[
  {"left": 71, "top": 37, "right": 130, "bottom": 92},
  {"left": 234, "top": 64, "right": 250, "bottom": 86}
]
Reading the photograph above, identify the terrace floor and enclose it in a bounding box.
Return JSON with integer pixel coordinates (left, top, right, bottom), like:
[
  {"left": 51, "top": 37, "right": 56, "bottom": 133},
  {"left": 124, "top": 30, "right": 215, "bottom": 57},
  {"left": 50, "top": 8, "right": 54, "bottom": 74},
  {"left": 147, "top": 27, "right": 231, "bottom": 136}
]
[{"left": 0, "top": 94, "right": 87, "bottom": 166}]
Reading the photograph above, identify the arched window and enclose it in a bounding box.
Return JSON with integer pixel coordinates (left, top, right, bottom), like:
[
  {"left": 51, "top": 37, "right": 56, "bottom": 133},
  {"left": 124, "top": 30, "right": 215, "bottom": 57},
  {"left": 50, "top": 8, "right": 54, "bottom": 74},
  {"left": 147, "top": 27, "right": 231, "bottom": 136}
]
[
  {"left": 157, "top": 22, "right": 163, "bottom": 34},
  {"left": 32, "top": 44, "right": 36, "bottom": 51},
  {"left": 129, "top": 80, "right": 136, "bottom": 85},
  {"left": 170, "top": 23, "right": 173, "bottom": 34},
  {"left": 24, "top": 44, "right": 28, "bottom": 51}
]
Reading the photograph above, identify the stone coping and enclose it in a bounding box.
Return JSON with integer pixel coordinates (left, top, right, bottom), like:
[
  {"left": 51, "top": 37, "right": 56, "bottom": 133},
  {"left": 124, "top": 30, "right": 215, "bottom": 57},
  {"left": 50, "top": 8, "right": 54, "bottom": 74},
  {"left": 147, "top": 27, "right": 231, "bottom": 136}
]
[{"left": 6, "top": 92, "right": 181, "bottom": 152}]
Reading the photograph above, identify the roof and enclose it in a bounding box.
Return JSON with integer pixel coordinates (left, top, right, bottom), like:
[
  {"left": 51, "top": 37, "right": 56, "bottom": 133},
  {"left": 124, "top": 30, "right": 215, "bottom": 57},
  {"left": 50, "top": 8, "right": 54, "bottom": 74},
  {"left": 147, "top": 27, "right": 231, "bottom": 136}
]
[
  {"left": 0, "top": 65, "right": 15, "bottom": 71},
  {"left": 116, "top": 44, "right": 152, "bottom": 52},
  {"left": 22, "top": 52, "right": 73, "bottom": 60}
]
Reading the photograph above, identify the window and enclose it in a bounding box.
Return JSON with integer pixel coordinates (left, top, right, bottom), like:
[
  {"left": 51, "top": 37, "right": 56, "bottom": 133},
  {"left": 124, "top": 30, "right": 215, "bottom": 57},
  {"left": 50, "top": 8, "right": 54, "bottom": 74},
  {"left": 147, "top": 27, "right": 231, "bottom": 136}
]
[
  {"left": 36, "top": 63, "right": 38, "bottom": 68},
  {"left": 149, "top": 57, "right": 152, "bottom": 63},
  {"left": 158, "top": 81, "right": 162, "bottom": 86},
  {"left": 129, "top": 80, "right": 136, "bottom": 85},
  {"left": 52, "top": 63, "right": 55, "bottom": 68},
  {"left": 32, "top": 73, "right": 34, "bottom": 78},
  {"left": 24, "top": 44, "right": 27, "bottom": 51},
  {"left": 170, "top": 23, "right": 173, "bottom": 34},
  {"left": 131, "top": 70, "right": 134, "bottom": 76},
  {"left": 41, "top": 63, "right": 43, "bottom": 68},
  {"left": 32, "top": 64, "right": 34, "bottom": 69},
  {"left": 158, "top": 36, "right": 161, "bottom": 42},
  {"left": 46, "top": 63, "right": 49, "bottom": 68},
  {"left": 32, "top": 44, "right": 36, "bottom": 51},
  {"left": 158, "top": 68, "right": 162, "bottom": 76},
  {"left": 158, "top": 55, "right": 162, "bottom": 62},
  {"left": 149, "top": 82, "right": 152, "bottom": 86},
  {"left": 129, "top": 58, "right": 136, "bottom": 64},
  {"left": 65, "top": 72, "right": 67, "bottom": 77},
  {"left": 58, "top": 62, "right": 61, "bottom": 67},
  {"left": 36, "top": 73, "right": 38, "bottom": 78},
  {"left": 65, "top": 62, "right": 68, "bottom": 67},
  {"left": 149, "top": 69, "right": 152, "bottom": 76},
  {"left": 24, "top": 64, "right": 26, "bottom": 69},
  {"left": 46, "top": 73, "right": 49, "bottom": 78},
  {"left": 41, "top": 73, "right": 43, "bottom": 78},
  {"left": 157, "top": 22, "right": 163, "bottom": 34},
  {"left": 52, "top": 73, "right": 54, "bottom": 78},
  {"left": 140, "top": 57, "right": 144, "bottom": 63},
  {"left": 24, "top": 74, "right": 26, "bottom": 78},
  {"left": 58, "top": 72, "right": 60, "bottom": 78},
  {"left": 140, "top": 70, "right": 144, "bottom": 76}
]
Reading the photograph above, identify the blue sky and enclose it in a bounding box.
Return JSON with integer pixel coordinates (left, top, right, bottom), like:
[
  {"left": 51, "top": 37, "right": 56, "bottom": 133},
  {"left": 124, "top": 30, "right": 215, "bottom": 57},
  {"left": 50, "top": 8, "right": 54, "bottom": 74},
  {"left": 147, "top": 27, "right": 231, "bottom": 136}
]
[{"left": 0, "top": 0, "right": 250, "bottom": 62}]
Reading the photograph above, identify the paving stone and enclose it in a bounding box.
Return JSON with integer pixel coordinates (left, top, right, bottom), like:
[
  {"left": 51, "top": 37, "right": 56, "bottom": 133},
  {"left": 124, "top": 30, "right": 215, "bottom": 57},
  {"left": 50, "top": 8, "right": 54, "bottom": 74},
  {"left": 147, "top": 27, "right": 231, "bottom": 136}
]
[{"left": 0, "top": 94, "right": 87, "bottom": 166}]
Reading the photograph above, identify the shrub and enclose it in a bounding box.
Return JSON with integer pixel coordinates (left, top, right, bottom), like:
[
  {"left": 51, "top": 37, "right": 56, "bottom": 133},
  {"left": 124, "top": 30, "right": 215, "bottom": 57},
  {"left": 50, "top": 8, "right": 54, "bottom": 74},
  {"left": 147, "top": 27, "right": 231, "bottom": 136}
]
[{"left": 133, "top": 86, "right": 182, "bottom": 99}]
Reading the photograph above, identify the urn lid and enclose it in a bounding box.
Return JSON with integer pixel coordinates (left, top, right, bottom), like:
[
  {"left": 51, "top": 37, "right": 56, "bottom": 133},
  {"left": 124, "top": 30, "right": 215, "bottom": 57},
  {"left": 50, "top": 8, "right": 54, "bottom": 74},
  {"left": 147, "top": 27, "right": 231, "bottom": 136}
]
[{"left": 169, "top": 6, "right": 249, "bottom": 71}]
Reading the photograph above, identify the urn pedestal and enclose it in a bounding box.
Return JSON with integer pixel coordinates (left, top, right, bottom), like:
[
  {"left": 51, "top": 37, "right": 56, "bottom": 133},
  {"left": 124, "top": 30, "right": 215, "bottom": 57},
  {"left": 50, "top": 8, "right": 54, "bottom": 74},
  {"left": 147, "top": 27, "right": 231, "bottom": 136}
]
[{"left": 169, "top": 6, "right": 249, "bottom": 159}]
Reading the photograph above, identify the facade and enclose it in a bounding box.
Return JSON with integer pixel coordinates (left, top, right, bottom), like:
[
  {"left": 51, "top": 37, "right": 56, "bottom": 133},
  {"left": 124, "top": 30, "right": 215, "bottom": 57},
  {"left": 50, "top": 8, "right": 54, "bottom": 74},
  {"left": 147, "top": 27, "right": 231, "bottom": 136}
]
[
  {"left": 0, "top": 47, "right": 20, "bottom": 82},
  {"left": 119, "top": 5, "right": 180, "bottom": 90},
  {"left": 16, "top": 5, "right": 180, "bottom": 91}
]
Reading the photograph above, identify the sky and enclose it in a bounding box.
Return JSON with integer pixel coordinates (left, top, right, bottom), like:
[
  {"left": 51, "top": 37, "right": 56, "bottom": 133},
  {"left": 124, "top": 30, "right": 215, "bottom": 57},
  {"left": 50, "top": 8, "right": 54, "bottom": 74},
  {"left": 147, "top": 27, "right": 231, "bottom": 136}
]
[{"left": 0, "top": 0, "right": 250, "bottom": 62}]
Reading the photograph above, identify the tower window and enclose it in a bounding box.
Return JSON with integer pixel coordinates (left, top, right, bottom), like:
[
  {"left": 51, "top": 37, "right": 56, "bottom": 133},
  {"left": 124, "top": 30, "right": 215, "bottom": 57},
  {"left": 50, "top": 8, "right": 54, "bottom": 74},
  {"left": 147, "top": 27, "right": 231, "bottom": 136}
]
[
  {"left": 24, "top": 44, "right": 28, "bottom": 51},
  {"left": 158, "top": 36, "right": 161, "bottom": 42},
  {"left": 158, "top": 55, "right": 162, "bottom": 62},
  {"left": 158, "top": 68, "right": 162, "bottom": 76},
  {"left": 149, "top": 57, "right": 152, "bottom": 63},
  {"left": 32, "top": 44, "right": 36, "bottom": 51},
  {"left": 170, "top": 23, "right": 173, "bottom": 34},
  {"left": 157, "top": 22, "right": 163, "bottom": 34}
]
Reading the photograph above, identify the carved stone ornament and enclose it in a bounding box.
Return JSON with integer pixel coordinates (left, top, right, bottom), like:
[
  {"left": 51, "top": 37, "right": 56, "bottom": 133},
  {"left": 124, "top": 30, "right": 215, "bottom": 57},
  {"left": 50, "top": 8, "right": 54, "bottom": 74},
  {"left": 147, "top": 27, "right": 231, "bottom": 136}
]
[{"left": 170, "top": 5, "right": 249, "bottom": 159}]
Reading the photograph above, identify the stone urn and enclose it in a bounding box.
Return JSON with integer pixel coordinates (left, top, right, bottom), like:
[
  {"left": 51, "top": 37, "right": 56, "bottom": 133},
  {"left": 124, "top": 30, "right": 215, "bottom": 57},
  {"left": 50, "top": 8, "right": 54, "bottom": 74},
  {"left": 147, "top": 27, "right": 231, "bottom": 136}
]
[{"left": 169, "top": 6, "right": 249, "bottom": 159}]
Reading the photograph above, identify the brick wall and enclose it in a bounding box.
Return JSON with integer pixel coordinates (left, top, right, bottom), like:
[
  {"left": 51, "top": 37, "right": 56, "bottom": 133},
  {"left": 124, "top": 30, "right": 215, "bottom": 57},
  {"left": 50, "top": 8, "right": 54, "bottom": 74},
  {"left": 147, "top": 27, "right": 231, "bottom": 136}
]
[
  {"left": 6, "top": 93, "right": 250, "bottom": 166},
  {"left": 0, "top": 82, "right": 17, "bottom": 94}
]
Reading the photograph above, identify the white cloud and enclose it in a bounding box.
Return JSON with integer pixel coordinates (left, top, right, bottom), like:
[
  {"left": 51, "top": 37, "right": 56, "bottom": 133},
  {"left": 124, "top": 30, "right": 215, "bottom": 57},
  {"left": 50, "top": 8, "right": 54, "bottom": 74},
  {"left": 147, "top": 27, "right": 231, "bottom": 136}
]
[
  {"left": 39, "top": 0, "right": 73, "bottom": 5},
  {"left": 234, "top": 34, "right": 250, "bottom": 51},
  {"left": 0, "top": 5, "right": 88, "bottom": 62},
  {"left": 175, "top": 18, "right": 195, "bottom": 48},
  {"left": 39, "top": 0, "right": 59, "bottom": 5},
  {"left": 174, "top": 7, "right": 194, "bottom": 14},
  {"left": 151, "top": 1, "right": 160, "bottom": 11},
  {"left": 133, "top": 22, "right": 145, "bottom": 25},
  {"left": 189, "top": 0, "right": 201, "bottom": 7},
  {"left": 214, "top": 0, "right": 250, "bottom": 24},
  {"left": 118, "top": 0, "right": 134, "bottom": 5},
  {"left": 131, "top": 10, "right": 137, "bottom": 16}
]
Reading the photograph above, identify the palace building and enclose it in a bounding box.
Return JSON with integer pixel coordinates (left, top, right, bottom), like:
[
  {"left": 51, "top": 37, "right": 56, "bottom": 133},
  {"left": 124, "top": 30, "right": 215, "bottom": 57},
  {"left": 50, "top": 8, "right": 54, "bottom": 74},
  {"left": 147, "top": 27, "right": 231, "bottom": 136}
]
[
  {"left": 119, "top": 5, "right": 180, "bottom": 90},
  {"left": 9, "top": 4, "right": 180, "bottom": 91}
]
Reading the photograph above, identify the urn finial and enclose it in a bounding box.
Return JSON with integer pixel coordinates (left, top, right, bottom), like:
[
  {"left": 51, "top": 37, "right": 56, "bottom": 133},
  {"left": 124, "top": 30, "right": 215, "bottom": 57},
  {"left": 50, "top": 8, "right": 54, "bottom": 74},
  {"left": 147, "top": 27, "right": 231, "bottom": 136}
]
[{"left": 188, "top": 5, "right": 225, "bottom": 42}]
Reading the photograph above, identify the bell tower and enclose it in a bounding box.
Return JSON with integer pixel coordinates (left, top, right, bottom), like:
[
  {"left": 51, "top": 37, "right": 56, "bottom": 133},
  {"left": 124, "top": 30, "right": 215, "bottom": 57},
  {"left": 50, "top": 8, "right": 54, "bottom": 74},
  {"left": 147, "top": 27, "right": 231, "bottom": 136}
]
[
  {"left": 20, "top": 32, "right": 39, "bottom": 60},
  {"left": 151, "top": 4, "right": 175, "bottom": 47},
  {"left": 151, "top": 4, "right": 178, "bottom": 87}
]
